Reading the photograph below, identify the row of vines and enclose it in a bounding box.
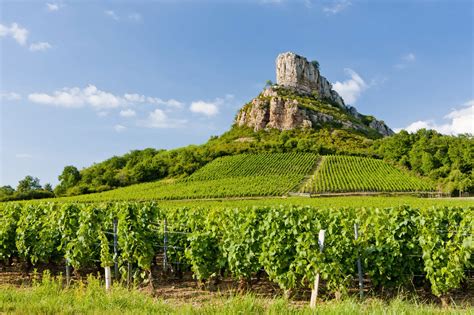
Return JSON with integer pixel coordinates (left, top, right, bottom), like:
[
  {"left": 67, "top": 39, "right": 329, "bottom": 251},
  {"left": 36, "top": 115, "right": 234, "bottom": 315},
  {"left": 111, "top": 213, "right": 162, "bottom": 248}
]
[
  {"left": 186, "top": 152, "right": 317, "bottom": 181},
  {"left": 301, "top": 155, "right": 434, "bottom": 193},
  {"left": 66, "top": 175, "right": 303, "bottom": 201},
  {"left": 56, "top": 153, "right": 318, "bottom": 202},
  {"left": 0, "top": 202, "right": 472, "bottom": 299}
]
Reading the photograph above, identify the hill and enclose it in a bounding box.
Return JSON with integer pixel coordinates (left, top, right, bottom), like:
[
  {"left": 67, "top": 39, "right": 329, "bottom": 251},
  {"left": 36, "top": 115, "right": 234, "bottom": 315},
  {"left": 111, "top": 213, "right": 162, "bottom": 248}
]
[
  {"left": 54, "top": 152, "right": 317, "bottom": 201},
  {"left": 35, "top": 153, "right": 439, "bottom": 202}
]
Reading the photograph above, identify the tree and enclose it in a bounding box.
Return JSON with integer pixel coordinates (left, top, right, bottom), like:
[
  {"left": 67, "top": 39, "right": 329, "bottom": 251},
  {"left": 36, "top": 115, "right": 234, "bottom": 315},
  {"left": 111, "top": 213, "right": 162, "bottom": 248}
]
[
  {"left": 0, "top": 185, "right": 15, "bottom": 198},
  {"left": 43, "top": 183, "right": 53, "bottom": 192},
  {"left": 265, "top": 80, "right": 273, "bottom": 88},
  {"left": 17, "top": 176, "right": 41, "bottom": 193},
  {"left": 58, "top": 166, "right": 81, "bottom": 188}
]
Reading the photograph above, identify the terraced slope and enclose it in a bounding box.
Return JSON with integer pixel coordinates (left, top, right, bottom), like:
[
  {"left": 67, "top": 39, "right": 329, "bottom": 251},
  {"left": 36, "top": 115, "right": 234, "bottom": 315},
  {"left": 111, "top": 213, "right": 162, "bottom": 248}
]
[{"left": 300, "top": 155, "right": 434, "bottom": 193}]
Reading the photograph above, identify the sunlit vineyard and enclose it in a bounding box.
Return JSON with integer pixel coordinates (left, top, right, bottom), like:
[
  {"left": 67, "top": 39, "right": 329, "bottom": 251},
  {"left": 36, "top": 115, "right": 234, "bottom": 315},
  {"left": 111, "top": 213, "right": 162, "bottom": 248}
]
[
  {"left": 1, "top": 201, "right": 472, "bottom": 299},
  {"left": 300, "top": 155, "right": 434, "bottom": 193},
  {"left": 50, "top": 153, "right": 317, "bottom": 202},
  {"left": 187, "top": 152, "right": 316, "bottom": 181}
]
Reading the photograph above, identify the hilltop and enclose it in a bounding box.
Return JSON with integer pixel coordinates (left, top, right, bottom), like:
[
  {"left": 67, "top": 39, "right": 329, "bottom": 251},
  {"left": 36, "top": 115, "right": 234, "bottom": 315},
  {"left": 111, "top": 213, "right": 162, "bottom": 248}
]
[{"left": 236, "top": 52, "right": 393, "bottom": 137}]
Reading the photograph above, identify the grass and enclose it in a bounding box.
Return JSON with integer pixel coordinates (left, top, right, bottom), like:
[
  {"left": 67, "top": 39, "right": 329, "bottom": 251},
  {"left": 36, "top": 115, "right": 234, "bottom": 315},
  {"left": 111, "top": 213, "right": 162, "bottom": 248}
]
[{"left": 0, "top": 273, "right": 471, "bottom": 314}]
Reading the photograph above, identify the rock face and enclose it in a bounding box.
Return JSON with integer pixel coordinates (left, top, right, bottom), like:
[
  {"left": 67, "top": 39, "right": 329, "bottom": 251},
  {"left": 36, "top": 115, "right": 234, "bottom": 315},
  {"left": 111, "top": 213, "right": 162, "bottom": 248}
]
[
  {"left": 276, "top": 52, "right": 345, "bottom": 107},
  {"left": 235, "top": 52, "right": 394, "bottom": 137}
]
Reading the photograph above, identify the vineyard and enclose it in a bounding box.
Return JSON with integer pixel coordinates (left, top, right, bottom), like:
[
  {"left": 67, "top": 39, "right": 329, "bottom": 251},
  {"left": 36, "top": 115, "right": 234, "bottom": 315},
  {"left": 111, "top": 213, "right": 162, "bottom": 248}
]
[
  {"left": 1, "top": 201, "right": 472, "bottom": 301},
  {"left": 48, "top": 153, "right": 318, "bottom": 202},
  {"left": 300, "top": 155, "right": 434, "bottom": 193},
  {"left": 186, "top": 152, "right": 316, "bottom": 181},
  {"left": 27, "top": 153, "right": 441, "bottom": 203}
]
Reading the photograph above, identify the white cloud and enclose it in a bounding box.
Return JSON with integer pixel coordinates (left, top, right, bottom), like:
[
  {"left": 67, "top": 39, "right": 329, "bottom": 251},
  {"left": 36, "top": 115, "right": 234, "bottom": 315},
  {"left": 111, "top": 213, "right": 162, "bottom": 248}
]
[
  {"left": 15, "top": 153, "right": 32, "bottom": 159},
  {"left": 323, "top": 0, "right": 351, "bottom": 14},
  {"left": 395, "top": 52, "right": 416, "bottom": 69},
  {"left": 140, "top": 109, "right": 187, "bottom": 128},
  {"left": 28, "top": 85, "right": 123, "bottom": 109},
  {"left": 28, "top": 85, "right": 185, "bottom": 114},
  {"left": 105, "top": 10, "right": 119, "bottom": 20},
  {"left": 46, "top": 3, "right": 60, "bottom": 11},
  {"left": 332, "top": 68, "right": 368, "bottom": 105},
  {"left": 402, "top": 53, "right": 416, "bottom": 62},
  {"left": 128, "top": 13, "right": 142, "bottom": 22},
  {"left": 0, "top": 92, "right": 22, "bottom": 101},
  {"left": 29, "top": 41, "right": 52, "bottom": 52},
  {"left": 189, "top": 95, "right": 234, "bottom": 117},
  {"left": 124, "top": 93, "right": 183, "bottom": 108},
  {"left": 114, "top": 124, "right": 126, "bottom": 132},
  {"left": 396, "top": 100, "right": 474, "bottom": 135},
  {"left": 120, "top": 109, "right": 136, "bottom": 117},
  {"left": 190, "top": 101, "right": 219, "bottom": 116},
  {"left": 0, "top": 23, "right": 28, "bottom": 46},
  {"left": 97, "top": 111, "right": 108, "bottom": 117}
]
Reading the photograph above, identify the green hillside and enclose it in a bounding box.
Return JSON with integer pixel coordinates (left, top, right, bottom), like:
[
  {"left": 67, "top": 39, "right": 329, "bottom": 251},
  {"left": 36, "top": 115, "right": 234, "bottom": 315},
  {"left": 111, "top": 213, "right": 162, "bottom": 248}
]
[
  {"left": 32, "top": 153, "right": 440, "bottom": 203},
  {"left": 58, "top": 152, "right": 317, "bottom": 201},
  {"left": 300, "top": 155, "right": 435, "bottom": 193},
  {"left": 186, "top": 152, "right": 316, "bottom": 180}
]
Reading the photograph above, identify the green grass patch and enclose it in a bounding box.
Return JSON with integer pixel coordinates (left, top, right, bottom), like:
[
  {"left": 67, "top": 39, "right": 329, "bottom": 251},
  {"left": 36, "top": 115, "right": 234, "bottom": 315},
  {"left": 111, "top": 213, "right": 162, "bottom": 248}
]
[{"left": 1, "top": 274, "right": 470, "bottom": 314}]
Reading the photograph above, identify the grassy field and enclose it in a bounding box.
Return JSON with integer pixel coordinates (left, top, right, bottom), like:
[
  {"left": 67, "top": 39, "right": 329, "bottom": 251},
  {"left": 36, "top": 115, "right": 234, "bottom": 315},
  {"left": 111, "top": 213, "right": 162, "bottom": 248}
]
[{"left": 1, "top": 275, "right": 471, "bottom": 314}]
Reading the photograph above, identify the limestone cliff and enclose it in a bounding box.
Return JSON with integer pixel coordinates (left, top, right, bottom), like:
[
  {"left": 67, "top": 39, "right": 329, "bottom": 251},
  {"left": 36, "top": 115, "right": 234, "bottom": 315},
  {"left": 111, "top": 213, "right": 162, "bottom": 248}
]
[
  {"left": 276, "top": 52, "right": 345, "bottom": 107},
  {"left": 235, "top": 52, "right": 394, "bottom": 137}
]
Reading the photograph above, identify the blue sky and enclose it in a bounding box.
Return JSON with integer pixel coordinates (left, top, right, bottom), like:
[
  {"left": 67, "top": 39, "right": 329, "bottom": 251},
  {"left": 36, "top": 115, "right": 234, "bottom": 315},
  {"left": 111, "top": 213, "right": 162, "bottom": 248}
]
[{"left": 1, "top": 0, "right": 473, "bottom": 187}]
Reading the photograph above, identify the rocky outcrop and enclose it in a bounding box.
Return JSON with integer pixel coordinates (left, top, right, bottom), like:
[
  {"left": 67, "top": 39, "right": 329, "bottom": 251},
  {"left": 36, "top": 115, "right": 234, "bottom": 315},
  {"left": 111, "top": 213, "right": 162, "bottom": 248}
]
[
  {"left": 369, "top": 119, "right": 394, "bottom": 136},
  {"left": 276, "top": 52, "right": 345, "bottom": 107},
  {"left": 235, "top": 52, "right": 394, "bottom": 137},
  {"left": 236, "top": 88, "right": 357, "bottom": 132}
]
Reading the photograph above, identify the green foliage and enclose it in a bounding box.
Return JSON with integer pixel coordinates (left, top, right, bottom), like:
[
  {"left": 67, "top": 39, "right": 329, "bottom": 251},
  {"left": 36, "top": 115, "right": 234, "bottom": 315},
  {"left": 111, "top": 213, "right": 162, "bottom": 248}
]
[
  {"left": 301, "top": 155, "right": 434, "bottom": 193},
  {"left": 222, "top": 207, "right": 265, "bottom": 281},
  {"left": 0, "top": 203, "right": 20, "bottom": 261},
  {"left": 373, "top": 130, "right": 473, "bottom": 194},
  {"left": 66, "top": 204, "right": 103, "bottom": 269},
  {"left": 418, "top": 206, "right": 473, "bottom": 296},
  {"left": 0, "top": 201, "right": 473, "bottom": 298},
  {"left": 98, "top": 231, "right": 114, "bottom": 268},
  {"left": 17, "top": 176, "right": 42, "bottom": 193},
  {"left": 358, "top": 206, "right": 422, "bottom": 287},
  {"left": 15, "top": 203, "right": 59, "bottom": 265},
  {"left": 116, "top": 202, "right": 160, "bottom": 274},
  {"left": 55, "top": 165, "right": 81, "bottom": 195}
]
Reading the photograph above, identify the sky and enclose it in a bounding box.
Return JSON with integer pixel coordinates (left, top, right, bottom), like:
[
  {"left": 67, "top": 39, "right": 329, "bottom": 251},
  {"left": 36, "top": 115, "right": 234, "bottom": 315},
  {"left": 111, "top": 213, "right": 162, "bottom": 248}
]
[{"left": 0, "top": 0, "right": 473, "bottom": 187}]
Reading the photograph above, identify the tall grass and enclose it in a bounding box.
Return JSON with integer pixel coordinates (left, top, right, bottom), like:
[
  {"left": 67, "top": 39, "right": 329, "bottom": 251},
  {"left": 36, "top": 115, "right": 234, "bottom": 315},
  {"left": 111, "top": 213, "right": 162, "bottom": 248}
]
[{"left": 0, "top": 272, "right": 469, "bottom": 314}]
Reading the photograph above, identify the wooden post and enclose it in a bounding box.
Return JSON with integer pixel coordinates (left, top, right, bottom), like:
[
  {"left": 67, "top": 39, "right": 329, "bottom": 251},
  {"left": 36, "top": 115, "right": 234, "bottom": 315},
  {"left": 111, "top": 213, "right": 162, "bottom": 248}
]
[
  {"left": 354, "top": 223, "right": 364, "bottom": 299},
  {"left": 105, "top": 266, "right": 112, "bottom": 291},
  {"left": 310, "top": 229, "right": 326, "bottom": 309},
  {"left": 113, "top": 218, "right": 119, "bottom": 279},
  {"left": 163, "top": 218, "right": 168, "bottom": 272},
  {"left": 65, "top": 258, "right": 71, "bottom": 287},
  {"left": 127, "top": 262, "right": 131, "bottom": 288}
]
